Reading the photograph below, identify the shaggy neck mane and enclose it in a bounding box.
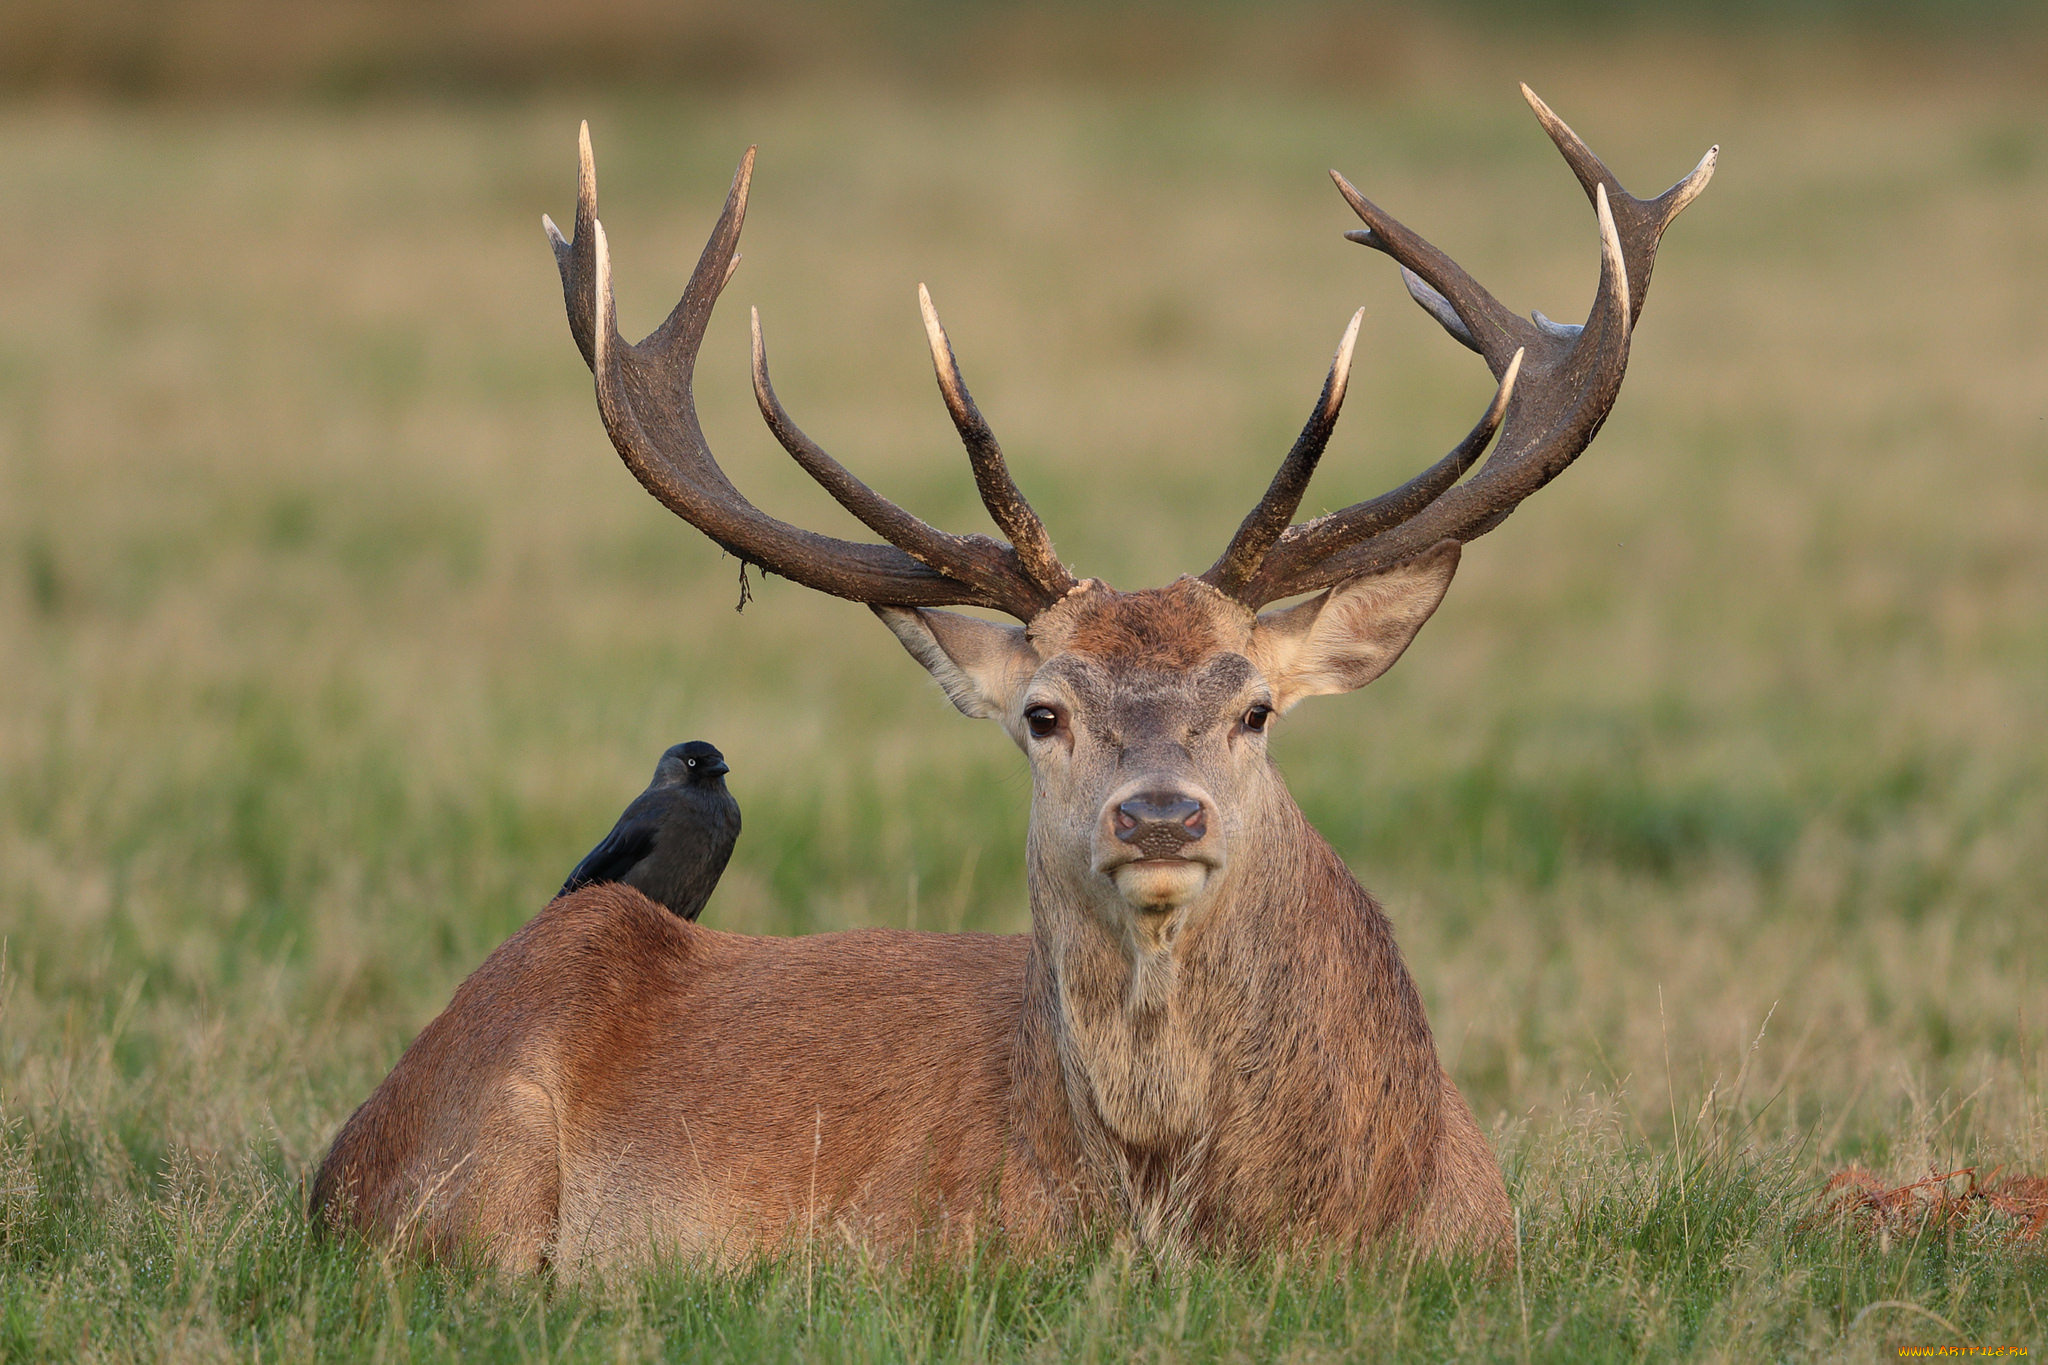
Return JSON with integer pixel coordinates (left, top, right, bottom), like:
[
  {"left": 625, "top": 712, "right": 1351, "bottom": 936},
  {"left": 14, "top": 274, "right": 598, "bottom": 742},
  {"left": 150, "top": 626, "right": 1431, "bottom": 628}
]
[{"left": 1012, "top": 783, "right": 1448, "bottom": 1249}]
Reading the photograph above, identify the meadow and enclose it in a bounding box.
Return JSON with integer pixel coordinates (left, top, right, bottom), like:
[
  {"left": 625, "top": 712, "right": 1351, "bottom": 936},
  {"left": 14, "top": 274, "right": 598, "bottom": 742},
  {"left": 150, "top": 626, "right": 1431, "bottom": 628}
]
[{"left": 2, "top": 28, "right": 2046, "bottom": 1360}]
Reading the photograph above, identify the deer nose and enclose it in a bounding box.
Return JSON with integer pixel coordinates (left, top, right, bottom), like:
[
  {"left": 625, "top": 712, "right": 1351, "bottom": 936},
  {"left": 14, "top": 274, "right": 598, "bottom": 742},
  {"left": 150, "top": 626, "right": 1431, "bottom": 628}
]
[{"left": 1114, "top": 792, "right": 1207, "bottom": 854}]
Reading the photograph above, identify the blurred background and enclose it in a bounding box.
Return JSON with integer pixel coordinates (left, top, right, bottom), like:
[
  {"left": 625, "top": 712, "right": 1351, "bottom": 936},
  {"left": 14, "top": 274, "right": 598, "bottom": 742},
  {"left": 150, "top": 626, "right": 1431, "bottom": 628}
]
[{"left": 1, "top": 0, "right": 2044, "bottom": 1195}]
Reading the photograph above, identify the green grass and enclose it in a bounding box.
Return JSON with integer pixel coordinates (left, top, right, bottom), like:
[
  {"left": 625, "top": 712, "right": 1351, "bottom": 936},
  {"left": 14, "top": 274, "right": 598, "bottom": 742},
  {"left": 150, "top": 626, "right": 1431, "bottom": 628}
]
[
  {"left": 2, "top": 1115, "right": 2041, "bottom": 1359},
  {"left": 3, "top": 38, "right": 2047, "bottom": 1361}
]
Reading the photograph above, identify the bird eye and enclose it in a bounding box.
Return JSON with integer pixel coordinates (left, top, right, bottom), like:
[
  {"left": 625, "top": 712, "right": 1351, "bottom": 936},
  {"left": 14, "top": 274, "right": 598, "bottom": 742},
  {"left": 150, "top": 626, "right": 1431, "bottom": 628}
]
[
  {"left": 686, "top": 758, "right": 697, "bottom": 767},
  {"left": 1024, "top": 705, "right": 1060, "bottom": 739},
  {"left": 1243, "top": 704, "right": 1273, "bottom": 732}
]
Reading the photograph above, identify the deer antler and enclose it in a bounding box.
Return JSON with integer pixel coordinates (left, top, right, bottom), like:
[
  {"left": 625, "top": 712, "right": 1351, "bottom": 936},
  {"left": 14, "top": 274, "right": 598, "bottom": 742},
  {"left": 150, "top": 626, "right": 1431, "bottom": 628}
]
[
  {"left": 1205, "top": 85, "right": 1716, "bottom": 607},
  {"left": 546, "top": 123, "right": 1071, "bottom": 620},
  {"left": 551, "top": 90, "right": 1709, "bottom": 622}
]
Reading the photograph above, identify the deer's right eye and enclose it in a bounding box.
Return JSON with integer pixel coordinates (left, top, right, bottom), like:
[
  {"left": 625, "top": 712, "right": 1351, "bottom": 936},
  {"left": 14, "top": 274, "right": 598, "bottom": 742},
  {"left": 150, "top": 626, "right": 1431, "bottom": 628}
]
[{"left": 1024, "top": 705, "right": 1060, "bottom": 738}]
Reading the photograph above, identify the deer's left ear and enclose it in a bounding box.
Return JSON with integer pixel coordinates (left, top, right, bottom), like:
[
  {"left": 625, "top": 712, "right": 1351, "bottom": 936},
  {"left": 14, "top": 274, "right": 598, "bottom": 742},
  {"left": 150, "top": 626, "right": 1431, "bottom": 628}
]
[{"left": 1248, "top": 539, "right": 1460, "bottom": 712}]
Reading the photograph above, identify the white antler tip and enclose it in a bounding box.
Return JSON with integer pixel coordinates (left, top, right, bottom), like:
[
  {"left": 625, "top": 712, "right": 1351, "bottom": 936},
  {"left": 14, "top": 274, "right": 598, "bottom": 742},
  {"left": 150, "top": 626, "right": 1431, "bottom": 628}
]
[
  {"left": 542, "top": 212, "right": 565, "bottom": 247},
  {"left": 1482, "top": 348, "right": 1523, "bottom": 426},
  {"left": 1324, "top": 308, "right": 1363, "bottom": 411},
  {"left": 918, "top": 284, "right": 951, "bottom": 357},
  {"left": 1593, "top": 185, "right": 1631, "bottom": 323},
  {"left": 1334, "top": 308, "right": 1363, "bottom": 373},
  {"left": 590, "top": 219, "right": 614, "bottom": 366},
  {"left": 575, "top": 122, "right": 597, "bottom": 212},
  {"left": 1659, "top": 144, "right": 1719, "bottom": 223}
]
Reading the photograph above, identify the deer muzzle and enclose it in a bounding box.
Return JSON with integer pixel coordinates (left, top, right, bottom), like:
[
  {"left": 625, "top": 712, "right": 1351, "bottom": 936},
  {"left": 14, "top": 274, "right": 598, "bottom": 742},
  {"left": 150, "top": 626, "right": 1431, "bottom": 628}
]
[{"left": 1099, "top": 785, "right": 1220, "bottom": 912}]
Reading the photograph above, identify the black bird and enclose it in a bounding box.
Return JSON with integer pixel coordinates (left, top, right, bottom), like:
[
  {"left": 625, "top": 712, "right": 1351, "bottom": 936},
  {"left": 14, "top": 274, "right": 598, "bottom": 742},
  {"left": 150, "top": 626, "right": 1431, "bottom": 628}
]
[{"left": 557, "top": 741, "right": 741, "bottom": 920}]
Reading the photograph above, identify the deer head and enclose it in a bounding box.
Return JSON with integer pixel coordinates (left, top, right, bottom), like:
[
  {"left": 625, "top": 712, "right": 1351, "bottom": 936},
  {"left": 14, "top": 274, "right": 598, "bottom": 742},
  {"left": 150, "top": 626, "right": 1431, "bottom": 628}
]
[{"left": 546, "top": 84, "right": 1714, "bottom": 992}]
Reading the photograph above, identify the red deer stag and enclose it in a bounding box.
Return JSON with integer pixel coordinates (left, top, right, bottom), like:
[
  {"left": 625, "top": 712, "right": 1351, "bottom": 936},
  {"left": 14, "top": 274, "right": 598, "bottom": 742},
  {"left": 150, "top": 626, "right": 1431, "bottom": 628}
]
[{"left": 312, "top": 86, "right": 1714, "bottom": 1273}]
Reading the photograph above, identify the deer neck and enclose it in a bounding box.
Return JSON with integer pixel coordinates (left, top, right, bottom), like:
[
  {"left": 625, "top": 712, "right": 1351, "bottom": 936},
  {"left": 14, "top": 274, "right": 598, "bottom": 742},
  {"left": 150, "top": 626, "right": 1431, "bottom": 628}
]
[{"left": 1023, "top": 789, "right": 1366, "bottom": 1154}]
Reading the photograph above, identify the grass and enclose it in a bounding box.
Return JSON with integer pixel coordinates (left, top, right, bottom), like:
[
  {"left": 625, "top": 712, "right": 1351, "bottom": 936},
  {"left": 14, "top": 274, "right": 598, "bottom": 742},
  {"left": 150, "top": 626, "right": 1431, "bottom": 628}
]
[{"left": 2, "top": 34, "right": 2047, "bottom": 1361}]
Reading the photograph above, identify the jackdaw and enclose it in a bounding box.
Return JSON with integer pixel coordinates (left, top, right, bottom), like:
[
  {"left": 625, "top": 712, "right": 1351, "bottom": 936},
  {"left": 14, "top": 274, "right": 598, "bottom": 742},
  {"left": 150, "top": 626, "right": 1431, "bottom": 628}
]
[{"left": 558, "top": 740, "right": 741, "bottom": 920}]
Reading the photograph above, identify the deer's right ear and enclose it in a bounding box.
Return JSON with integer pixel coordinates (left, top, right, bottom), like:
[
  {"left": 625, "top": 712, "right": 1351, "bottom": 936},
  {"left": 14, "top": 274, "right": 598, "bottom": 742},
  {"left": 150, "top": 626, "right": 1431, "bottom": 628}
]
[{"left": 872, "top": 606, "right": 1039, "bottom": 722}]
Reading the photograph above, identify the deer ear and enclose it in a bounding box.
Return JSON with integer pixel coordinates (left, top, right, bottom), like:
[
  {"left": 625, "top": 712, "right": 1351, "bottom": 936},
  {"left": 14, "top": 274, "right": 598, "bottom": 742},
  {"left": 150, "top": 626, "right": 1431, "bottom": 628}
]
[
  {"left": 1249, "top": 539, "right": 1460, "bottom": 712},
  {"left": 872, "top": 606, "right": 1039, "bottom": 722}
]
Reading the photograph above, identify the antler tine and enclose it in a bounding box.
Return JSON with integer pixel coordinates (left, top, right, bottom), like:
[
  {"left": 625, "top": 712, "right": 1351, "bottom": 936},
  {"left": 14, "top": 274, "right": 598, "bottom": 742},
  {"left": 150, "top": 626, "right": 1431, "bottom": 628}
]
[
  {"left": 1230, "top": 92, "right": 1710, "bottom": 608},
  {"left": 544, "top": 120, "right": 604, "bottom": 369},
  {"left": 749, "top": 306, "right": 941, "bottom": 562},
  {"left": 750, "top": 307, "right": 1048, "bottom": 606},
  {"left": 1202, "top": 309, "right": 1363, "bottom": 597},
  {"left": 1521, "top": 83, "right": 1716, "bottom": 326},
  {"left": 917, "top": 285, "right": 1076, "bottom": 599},
  {"left": 566, "top": 128, "right": 1058, "bottom": 619},
  {"left": 1333, "top": 171, "right": 1534, "bottom": 380},
  {"left": 1256, "top": 348, "right": 1522, "bottom": 577}
]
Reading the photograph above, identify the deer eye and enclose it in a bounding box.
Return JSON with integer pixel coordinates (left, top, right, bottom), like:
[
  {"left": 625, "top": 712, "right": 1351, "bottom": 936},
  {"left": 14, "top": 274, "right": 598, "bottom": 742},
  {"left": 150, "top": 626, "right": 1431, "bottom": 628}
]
[
  {"left": 1024, "top": 705, "right": 1060, "bottom": 739},
  {"left": 1243, "top": 704, "right": 1273, "bottom": 733}
]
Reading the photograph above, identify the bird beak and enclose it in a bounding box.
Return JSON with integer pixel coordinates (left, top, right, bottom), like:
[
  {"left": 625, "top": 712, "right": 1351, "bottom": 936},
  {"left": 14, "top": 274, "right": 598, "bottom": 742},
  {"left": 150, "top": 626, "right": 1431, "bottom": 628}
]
[{"left": 703, "top": 760, "right": 731, "bottom": 779}]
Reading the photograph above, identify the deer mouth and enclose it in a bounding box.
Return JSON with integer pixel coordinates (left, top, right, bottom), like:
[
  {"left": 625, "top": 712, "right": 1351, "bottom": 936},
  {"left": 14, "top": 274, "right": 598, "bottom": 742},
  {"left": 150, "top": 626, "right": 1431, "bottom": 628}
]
[{"left": 1105, "top": 855, "right": 1214, "bottom": 912}]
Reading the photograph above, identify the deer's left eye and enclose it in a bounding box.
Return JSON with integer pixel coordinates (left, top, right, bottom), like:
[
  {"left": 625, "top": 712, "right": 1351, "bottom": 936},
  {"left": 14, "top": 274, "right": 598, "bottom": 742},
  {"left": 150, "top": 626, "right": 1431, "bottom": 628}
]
[
  {"left": 1024, "top": 705, "right": 1060, "bottom": 738},
  {"left": 1243, "top": 704, "right": 1273, "bottom": 732}
]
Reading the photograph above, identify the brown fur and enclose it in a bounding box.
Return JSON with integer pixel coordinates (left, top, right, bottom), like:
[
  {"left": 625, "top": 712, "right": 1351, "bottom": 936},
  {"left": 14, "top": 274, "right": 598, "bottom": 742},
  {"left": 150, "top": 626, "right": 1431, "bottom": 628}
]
[
  {"left": 314, "top": 564, "right": 1512, "bottom": 1271},
  {"left": 1003, "top": 752, "right": 1509, "bottom": 1257},
  {"left": 313, "top": 886, "right": 1040, "bottom": 1270},
  {"left": 1046, "top": 579, "right": 1231, "bottom": 670}
]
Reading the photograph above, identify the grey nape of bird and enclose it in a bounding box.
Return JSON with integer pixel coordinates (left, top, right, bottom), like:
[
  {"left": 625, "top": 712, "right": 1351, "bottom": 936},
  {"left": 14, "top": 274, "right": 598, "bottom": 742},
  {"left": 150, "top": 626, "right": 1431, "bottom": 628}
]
[{"left": 557, "top": 740, "right": 742, "bottom": 921}]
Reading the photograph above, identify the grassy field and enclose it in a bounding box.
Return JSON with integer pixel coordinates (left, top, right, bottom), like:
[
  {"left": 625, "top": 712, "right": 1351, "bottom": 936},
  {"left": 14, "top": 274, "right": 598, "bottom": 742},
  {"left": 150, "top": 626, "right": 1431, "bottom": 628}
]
[{"left": 2, "top": 33, "right": 2046, "bottom": 1361}]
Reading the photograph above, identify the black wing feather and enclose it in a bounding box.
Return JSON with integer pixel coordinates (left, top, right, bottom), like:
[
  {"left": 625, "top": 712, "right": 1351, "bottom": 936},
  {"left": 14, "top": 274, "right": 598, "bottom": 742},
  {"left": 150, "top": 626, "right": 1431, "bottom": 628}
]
[{"left": 558, "top": 810, "right": 660, "bottom": 897}]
